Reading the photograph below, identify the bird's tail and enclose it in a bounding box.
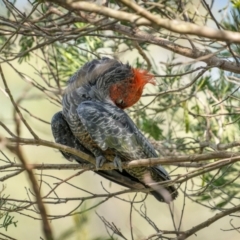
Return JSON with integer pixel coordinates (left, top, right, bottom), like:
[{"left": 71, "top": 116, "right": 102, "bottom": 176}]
[{"left": 147, "top": 166, "right": 178, "bottom": 203}]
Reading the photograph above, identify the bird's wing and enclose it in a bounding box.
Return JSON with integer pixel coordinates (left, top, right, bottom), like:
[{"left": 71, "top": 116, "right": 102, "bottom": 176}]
[
  {"left": 77, "top": 101, "right": 157, "bottom": 158},
  {"left": 51, "top": 111, "right": 146, "bottom": 190},
  {"left": 77, "top": 101, "right": 175, "bottom": 182},
  {"left": 51, "top": 111, "right": 91, "bottom": 163}
]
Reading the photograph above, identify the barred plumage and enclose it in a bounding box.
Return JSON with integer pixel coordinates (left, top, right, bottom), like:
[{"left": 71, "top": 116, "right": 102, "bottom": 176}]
[{"left": 51, "top": 57, "right": 178, "bottom": 202}]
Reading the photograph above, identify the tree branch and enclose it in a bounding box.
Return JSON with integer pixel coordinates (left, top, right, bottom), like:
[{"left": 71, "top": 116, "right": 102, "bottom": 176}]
[
  {"left": 44, "top": 1, "right": 240, "bottom": 74},
  {"left": 174, "top": 204, "right": 240, "bottom": 240},
  {"left": 48, "top": 0, "right": 240, "bottom": 44},
  {"left": 3, "top": 141, "right": 54, "bottom": 240},
  {"left": 2, "top": 136, "right": 240, "bottom": 170}
]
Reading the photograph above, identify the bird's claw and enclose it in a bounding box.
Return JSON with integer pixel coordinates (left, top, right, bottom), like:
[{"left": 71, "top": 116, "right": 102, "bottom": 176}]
[
  {"left": 114, "top": 155, "right": 122, "bottom": 172},
  {"left": 95, "top": 155, "right": 106, "bottom": 170}
]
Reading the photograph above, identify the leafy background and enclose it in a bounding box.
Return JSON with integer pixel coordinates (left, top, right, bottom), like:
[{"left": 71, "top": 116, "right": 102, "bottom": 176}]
[{"left": 0, "top": 0, "right": 240, "bottom": 239}]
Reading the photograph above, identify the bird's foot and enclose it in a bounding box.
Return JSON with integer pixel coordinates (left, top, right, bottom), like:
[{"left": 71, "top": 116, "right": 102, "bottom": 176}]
[
  {"left": 95, "top": 155, "right": 106, "bottom": 170},
  {"left": 113, "top": 155, "right": 122, "bottom": 172}
]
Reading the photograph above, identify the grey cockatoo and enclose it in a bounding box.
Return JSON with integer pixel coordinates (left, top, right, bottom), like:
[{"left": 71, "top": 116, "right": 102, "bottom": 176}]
[{"left": 51, "top": 57, "right": 178, "bottom": 202}]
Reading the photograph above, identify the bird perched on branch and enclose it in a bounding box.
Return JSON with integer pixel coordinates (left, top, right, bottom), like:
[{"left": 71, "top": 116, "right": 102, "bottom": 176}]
[{"left": 51, "top": 57, "right": 178, "bottom": 203}]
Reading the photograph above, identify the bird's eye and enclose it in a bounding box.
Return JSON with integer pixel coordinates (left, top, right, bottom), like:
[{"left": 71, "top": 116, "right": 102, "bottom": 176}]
[{"left": 116, "top": 99, "right": 124, "bottom": 105}]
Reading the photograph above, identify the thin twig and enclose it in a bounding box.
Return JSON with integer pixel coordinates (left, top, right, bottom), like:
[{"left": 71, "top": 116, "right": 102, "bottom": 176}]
[{"left": 0, "top": 66, "right": 39, "bottom": 139}]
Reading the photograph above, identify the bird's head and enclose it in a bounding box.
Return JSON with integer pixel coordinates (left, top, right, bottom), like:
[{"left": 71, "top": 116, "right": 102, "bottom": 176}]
[{"left": 109, "top": 68, "right": 155, "bottom": 109}]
